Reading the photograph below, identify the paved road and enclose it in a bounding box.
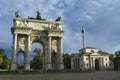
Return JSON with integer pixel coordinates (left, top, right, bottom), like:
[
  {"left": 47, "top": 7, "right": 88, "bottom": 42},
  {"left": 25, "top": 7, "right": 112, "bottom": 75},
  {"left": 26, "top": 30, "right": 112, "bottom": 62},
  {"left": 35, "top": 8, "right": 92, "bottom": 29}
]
[{"left": 0, "top": 71, "right": 120, "bottom": 80}]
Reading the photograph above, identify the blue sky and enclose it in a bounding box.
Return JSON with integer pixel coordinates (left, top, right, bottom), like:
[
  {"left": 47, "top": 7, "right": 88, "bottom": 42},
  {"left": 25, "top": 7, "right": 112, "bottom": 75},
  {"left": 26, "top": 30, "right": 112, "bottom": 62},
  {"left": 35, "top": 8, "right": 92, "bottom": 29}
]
[{"left": 0, "top": 0, "right": 120, "bottom": 60}]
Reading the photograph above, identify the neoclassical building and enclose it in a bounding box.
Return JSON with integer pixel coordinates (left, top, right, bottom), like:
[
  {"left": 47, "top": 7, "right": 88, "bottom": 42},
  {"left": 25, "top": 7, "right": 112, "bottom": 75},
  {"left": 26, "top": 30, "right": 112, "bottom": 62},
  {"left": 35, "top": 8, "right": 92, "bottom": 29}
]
[{"left": 71, "top": 47, "right": 113, "bottom": 70}]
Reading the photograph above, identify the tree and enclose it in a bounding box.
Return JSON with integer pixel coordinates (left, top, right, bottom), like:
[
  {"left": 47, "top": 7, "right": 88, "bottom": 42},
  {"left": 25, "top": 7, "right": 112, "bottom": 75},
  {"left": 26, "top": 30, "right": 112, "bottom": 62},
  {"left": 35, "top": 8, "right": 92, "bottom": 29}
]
[
  {"left": 0, "top": 48, "right": 10, "bottom": 69},
  {"left": 99, "top": 51, "right": 109, "bottom": 55},
  {"left": 109, "top": 54, "right": 114, "bottom": 61},
  {"left": 1, "top": 55, "right": 10, "bottom": 69},
  {"left": 31, "top": 48, "right": 43, "bottom": 69},
  {"left": 114, "top": 51, "right": 120, "bottom": 70},
  {"left": 115, "top": 51, "right": 120, "bottom": 57},
  {"left": 99, "top": 50, "right": 115, "bottom": 62},
  {"left": 0, "top": 48, "right": 4, "bottom": 66},
  {"left": 63, "top": 53, "right": 71, "bottom": 69}
]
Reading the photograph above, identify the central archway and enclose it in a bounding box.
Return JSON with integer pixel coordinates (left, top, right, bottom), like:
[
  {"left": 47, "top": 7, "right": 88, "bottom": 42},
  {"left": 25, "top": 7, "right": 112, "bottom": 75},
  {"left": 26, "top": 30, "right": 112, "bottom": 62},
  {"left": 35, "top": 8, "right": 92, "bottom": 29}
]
[
  {"left": 30, "top": 38, "right": 46, "bottom": 69},
  {"left": 30, "top": 39, "right": 44, "bottom": 70}
]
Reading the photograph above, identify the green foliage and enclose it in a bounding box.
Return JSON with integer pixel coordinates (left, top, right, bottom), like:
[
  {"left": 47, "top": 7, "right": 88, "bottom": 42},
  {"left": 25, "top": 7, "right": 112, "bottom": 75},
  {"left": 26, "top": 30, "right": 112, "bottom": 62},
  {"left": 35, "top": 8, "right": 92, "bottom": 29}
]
[
  {"left": 0, "top": 48, "right": 4, "bottom": 58},
  {"left": 31, "top": 48, "right": 43, "bottom": 69},
  {"left": 99, "top": 50, "right": 109, "bottom": 55},
  {"left": 0, "top": 48, "right": 10, "bottom": 70},
  {"left": 109, "top": 54, "right": 114, "bottom": 61},
  {"left": 114, "top": 50, "right": 120, "bottom": 70},
  {"left": 113, "top": 56, "right": 120, "bottom": 70},
  {"left": 63, "top": 53, "right": 71, "bottom": 69},
  {"left": 115, "top": 50, "right": 120, "bottom": 57},
  {"left": 99, "top": 50, "right": 115, "bottom": 62},
  {"left": 51, "top": 52, "right": 57, "bottom": 65}
]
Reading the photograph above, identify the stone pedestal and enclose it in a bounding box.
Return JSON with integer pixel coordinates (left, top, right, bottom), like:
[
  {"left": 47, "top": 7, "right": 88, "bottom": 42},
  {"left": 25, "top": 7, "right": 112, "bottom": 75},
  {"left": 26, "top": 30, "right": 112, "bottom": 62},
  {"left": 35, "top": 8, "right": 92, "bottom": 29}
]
[
  {"left": 24, "top": 63, "right": 30, "bottom": 70},
  {"left": 46, "top": 63, "right": 52, "bottom": 70},
  {"left": 11, "top": 64, "right": 17, "bottom": 70},
  {"left": 59, "top": 63, "right": 64, "bottom": 69}
]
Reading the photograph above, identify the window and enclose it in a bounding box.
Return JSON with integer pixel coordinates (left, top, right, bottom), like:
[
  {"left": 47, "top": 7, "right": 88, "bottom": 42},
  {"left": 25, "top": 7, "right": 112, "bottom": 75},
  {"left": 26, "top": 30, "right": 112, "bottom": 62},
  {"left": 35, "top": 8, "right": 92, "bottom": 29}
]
[
  {"left": 106, "top": 63, "right": 107, "bottom": 67},
  {"left": 105, "top": 58, "right": 107, "bottom": 61},
  {"left": 86, "top": 64, "right": 89, "bottom": 67},
  {"left": 81, "top": 58, "right": 82, "bottom": 60},
  {"left": 109, "top": 63, "right": 111, "bottom": 66},
  {"left": 81, "top": 63, "right": 83, "bottom": 67},
  {"left": 90, "top": 50, "right": 94, "bottom": 53},
  {"left": 86, "top": 58, "right": 88, "bottom": 60}
]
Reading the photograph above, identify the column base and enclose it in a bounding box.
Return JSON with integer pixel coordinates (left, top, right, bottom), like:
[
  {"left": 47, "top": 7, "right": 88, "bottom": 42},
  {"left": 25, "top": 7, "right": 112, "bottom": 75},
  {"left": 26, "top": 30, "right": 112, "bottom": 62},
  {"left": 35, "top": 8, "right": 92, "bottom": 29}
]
[
  {"left": 58, "top": 63, "right": 64, "bottom": 69},
  {"left": 24, "top": 63, "right": 30, "bottom": 70},
  {"left": 46, "top": 63, "right": 52, "bottom": 70},
  {"left": 11, "top": 63, "right": 17, "bottom": 70}
]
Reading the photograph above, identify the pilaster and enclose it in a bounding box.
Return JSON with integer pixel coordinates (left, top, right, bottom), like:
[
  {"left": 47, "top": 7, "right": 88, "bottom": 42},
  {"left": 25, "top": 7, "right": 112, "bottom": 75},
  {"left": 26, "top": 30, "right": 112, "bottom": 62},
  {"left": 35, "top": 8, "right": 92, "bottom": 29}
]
[
  {"left": 24, "top": 35, "right": 30, "bottom": 70},
  {"left": 11, "top": 33, "right": 18, "bottom": 70},
  {"left": 58, "top": 37, "right": 64, "bottom": 69},
  {"left": 46, "top": 36, "right": 52, "bottom": 69}
]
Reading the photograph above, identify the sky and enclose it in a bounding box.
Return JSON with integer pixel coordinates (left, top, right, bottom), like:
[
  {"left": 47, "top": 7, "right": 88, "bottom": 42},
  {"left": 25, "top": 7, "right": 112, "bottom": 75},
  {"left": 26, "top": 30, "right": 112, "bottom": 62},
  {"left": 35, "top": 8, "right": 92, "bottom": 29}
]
[{"left": 0, "top": 0, "right": 120, "bottom": 60}]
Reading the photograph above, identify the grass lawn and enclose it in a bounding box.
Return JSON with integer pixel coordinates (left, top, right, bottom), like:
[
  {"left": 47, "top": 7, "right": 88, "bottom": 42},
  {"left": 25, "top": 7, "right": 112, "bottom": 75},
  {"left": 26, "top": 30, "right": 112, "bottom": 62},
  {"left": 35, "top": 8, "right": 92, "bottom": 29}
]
[{"left": 0, "top": 69, "right": 96, "bottom": 75}]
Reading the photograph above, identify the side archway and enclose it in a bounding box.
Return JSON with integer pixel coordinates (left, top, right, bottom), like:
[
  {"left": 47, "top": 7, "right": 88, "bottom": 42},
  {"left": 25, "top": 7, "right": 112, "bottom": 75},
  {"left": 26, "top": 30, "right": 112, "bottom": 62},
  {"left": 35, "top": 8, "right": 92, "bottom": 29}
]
[
  {"left": 16, "top": 51, "right": 25, "bottom": 70},
  {"left": 52, "top": 51, "right": 57, "bottom": 69}
]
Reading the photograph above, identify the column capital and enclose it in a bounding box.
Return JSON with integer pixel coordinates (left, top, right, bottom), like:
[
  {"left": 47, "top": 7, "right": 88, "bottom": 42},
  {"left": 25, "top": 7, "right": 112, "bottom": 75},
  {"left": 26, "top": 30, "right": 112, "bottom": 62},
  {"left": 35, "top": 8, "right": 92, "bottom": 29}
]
[
  {"left": 13, "top": 33, "right": 18, "bottom": 35},
  {"left": 48, "top": 36, "right": 52, "bottom": 38}
]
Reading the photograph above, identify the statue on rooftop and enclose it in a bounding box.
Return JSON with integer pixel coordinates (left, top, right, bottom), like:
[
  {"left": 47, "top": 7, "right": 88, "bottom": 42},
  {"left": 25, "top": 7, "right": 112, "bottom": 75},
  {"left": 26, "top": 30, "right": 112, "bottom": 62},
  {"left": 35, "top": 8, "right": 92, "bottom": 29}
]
[
  {"left": 15, "top": 11, "right": 20, "bottom": 18},
  {"left": 55, "top": 16, "right": 61, "bottom": 22},
  {"left": 36, "top": 11, "right": 42, "bottom": 19}
]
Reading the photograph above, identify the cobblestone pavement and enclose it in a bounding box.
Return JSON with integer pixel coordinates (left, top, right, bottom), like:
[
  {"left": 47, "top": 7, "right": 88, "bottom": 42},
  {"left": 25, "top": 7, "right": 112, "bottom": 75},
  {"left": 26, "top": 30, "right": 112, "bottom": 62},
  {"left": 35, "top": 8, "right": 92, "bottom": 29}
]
[{"left": 0, "top": 71, "right": 120, "bottom": 80}]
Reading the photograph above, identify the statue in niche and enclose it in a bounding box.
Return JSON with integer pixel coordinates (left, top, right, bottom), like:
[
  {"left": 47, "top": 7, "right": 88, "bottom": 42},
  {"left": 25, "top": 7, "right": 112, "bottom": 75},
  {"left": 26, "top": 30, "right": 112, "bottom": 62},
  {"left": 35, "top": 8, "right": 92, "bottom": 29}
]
[
  {"left": 52, "top": 40, "right": 57, "bottom": 52},
  {"left": 15, "top": 11, "right": 20, "bottom": 18},
  {"left": 55, "top": 16, "right": 61, "bottom": 22},
  {"left": 19, "top": 38, "right": 25, "bottom": 45}
]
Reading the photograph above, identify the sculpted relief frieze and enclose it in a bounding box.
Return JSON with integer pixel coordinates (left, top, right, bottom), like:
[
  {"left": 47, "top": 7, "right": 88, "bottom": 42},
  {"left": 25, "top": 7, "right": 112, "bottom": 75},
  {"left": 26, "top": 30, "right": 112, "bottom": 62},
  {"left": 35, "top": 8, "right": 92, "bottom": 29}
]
[
  {"left": 48, "top": 31, "right": 63, "bottom": 37},
  {"left": 29, "top": 22, "right": 48, "bottom": 30},
  {"left": 15, "top": 29, "right": 30, "bottom": 34},
  {"left": 14, "top": 19, "right": 29, "bottom": 27}
]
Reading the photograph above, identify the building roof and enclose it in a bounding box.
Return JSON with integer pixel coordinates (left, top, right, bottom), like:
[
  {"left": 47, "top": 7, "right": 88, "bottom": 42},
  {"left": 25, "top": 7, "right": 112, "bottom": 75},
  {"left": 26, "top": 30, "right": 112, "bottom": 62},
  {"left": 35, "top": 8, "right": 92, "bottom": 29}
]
[
  {"left": 79, "top": 47, "right": 98, "bottom": 51},
  {"left": 71, "top": 53, "right": 79, "bottom": 57}
]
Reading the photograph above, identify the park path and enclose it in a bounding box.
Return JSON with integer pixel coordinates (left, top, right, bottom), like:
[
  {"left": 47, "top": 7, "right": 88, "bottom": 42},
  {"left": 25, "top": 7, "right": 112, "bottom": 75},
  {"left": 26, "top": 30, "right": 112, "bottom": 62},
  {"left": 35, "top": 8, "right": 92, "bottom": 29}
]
[{"left": 0, "top": 71, "right": 120, "bottom": 80}]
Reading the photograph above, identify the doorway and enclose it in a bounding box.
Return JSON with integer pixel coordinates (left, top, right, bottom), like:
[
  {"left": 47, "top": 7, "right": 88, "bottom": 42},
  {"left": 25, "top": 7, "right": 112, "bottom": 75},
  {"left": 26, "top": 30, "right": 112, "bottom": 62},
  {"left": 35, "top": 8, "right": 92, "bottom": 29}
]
[{"left": 95, "top": 59, "right": 99, "bottom": 70}]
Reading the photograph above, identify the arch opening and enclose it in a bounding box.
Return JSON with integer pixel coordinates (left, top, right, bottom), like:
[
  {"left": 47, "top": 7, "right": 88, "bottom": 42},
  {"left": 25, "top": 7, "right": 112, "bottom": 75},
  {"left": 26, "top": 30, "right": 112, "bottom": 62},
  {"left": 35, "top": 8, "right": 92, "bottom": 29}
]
[
  {"left": 30, "top": 39, "right": 45, "bottom": 70},
  {"left": 52, "top": 51, "right": 57, "bottom": 69},
  {"left": 17, "top": 51, "right": 25, "bottom": 70}
]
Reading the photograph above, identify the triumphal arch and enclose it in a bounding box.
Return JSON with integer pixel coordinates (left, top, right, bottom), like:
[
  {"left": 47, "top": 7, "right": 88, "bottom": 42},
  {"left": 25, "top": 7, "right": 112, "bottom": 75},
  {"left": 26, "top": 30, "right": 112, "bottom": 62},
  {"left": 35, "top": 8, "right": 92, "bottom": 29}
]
[{"left": 11, "top": 11, "right": 64, "bottom": 70}]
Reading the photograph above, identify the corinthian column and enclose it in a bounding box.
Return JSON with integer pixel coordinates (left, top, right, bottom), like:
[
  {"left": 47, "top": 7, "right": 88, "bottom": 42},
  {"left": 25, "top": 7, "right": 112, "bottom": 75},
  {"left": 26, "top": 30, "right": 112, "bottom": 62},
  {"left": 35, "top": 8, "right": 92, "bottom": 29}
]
[
  {"left": 25, "top": 35, "right": 30, "bottom": 70},
  {"left": 46, "top": 36, "right": 52, "bottom": 69},
  {"left": 11, "top": 33, "right": 18, "bottom": 70},
  {"left": 59, "top": 37, "right": 64, "bottom": 69}
]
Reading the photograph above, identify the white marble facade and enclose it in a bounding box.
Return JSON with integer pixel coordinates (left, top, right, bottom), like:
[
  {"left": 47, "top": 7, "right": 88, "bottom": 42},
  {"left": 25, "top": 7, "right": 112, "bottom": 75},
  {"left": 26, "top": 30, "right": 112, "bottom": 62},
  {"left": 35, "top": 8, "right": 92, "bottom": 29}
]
[
  {"left": 71, "top": 47, "right": 114, "bottom": 70},
  {"left": 11, "top": 17, "right": 64, "bottom": 70}
]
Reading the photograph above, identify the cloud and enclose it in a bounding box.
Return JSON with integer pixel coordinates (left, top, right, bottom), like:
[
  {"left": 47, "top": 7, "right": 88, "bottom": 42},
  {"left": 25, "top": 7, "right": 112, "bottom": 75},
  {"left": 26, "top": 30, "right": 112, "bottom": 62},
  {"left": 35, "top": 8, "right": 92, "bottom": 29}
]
[
  {"left": 63, "top": 25, "right": 82, "bottom": 53},
  {"left": 0, "top": 0, "right": 120, "bottom": 55}
]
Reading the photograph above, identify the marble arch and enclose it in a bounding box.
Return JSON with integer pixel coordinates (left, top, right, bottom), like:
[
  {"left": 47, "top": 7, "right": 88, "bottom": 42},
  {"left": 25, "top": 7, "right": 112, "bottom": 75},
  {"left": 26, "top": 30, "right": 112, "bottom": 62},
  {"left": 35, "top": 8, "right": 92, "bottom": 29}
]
[{"left": 11, "top": 16, "right": 64, "bottom": 70}]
